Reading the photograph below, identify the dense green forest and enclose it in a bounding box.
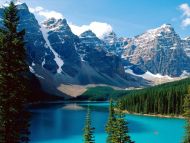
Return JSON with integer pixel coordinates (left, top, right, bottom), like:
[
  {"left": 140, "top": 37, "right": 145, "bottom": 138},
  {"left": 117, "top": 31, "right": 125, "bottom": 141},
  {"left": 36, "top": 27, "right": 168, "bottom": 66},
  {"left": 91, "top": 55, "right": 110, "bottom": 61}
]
[
  {"left": 74, "top": 86, "right": 128, "bottom": 101},
  {"left": 183, "top": 86, "right": 190, "bottom": 143},
  {"left": 119, "top": 78, "right": 190, "bottom": 116}
]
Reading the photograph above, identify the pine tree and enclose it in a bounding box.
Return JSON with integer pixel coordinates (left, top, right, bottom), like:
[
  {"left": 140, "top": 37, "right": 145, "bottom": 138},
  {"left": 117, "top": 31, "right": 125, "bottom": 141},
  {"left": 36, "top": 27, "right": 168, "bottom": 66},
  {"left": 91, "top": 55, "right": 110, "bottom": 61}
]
[
  {"left": 183, "top": 86, "right": 190, "bottom": 143},
  {"left": 105, "top": 99, "right": 117, "bottom": 143},
  {"left": 106, "top": 100, "right": 134, "bottom": 143},
  {"left": 0, "top": 31, "right": 4, "bottom": 143},
  {"left": 114, "top": 102, "right": 134, "bottom": 143},
  {"left": 83, "top": 107, "right": 95, "bottom": 143},
  {"left": 0, "top": 1, "right": 30, "bottom": 143}
]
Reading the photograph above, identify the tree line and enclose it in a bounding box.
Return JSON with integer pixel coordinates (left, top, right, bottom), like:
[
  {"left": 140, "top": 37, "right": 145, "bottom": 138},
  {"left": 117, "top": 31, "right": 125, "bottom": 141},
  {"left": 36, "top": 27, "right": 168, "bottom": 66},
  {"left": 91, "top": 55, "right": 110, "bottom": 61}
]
[
  {"left": 75, "top": 86, "right": 128, "bottom": 101},
  {"left": 119, "top": 78, "right": 190, "bottom": 115},
  {"left": 183, "top": 86, "right": 190, "bottom": 143}
]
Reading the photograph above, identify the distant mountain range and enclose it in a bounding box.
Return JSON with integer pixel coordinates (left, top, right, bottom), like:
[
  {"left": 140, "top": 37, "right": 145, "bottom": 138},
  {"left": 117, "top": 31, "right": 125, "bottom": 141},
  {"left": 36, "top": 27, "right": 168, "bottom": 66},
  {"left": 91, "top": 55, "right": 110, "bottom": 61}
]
[
  {"left": 109, "top": 24, "right": 190, "bottom": 77},
  {"left": 0, "top": 3, "right": 189, "bottom": 97}
]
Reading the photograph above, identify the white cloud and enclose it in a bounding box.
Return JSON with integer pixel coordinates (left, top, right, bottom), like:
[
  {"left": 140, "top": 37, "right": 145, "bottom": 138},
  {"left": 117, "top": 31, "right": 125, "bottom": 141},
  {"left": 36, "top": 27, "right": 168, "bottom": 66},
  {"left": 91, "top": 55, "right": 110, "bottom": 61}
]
[
  {"left": 179, "top": 3, "right": 190, "bottom": 17},
  {"left": 29, "top": 6, "right": 112, "bottom": 38},
  {"left": 29, "top": 6, "right": 43, "bottom": 13},
  {"left": 29, "top": 6, "right": 63, "bottom": 19},
  {"left": 38, "top": 11, "right": 63, "bottom": 19},
  {"left": 179, "top": 3, "right": 190, "bottom": 27},
  {"left": 69, "top": 22, "right": 113, "bottom": 39},
  {"left": 182, "top": 18, "right": 190, "bottom": 27},
  {"left": 69, "top": 24, "right": 89, "bottom": 36}
]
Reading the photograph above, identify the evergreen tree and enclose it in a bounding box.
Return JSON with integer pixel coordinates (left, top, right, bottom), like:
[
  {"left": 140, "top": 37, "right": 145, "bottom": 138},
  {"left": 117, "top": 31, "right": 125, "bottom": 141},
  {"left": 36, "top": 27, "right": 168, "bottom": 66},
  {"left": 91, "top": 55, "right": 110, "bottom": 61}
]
[
  {"left": 106, "top": 100, "right": 134, "bottom": 143},
  {"left": 0, "top": 1, "right": 30, "bottom": 143},
  {"left": 114, "top": 102, "right": 134, "bottom": 143},
  {"left": 83, "top": 107, "right": 95, "bottom": 143},
  {"left": 105, "top": 99, "right": 117, "bottom": 143},
  {"left": 183, "top": 86, "right": 190, "bottom": 143}
]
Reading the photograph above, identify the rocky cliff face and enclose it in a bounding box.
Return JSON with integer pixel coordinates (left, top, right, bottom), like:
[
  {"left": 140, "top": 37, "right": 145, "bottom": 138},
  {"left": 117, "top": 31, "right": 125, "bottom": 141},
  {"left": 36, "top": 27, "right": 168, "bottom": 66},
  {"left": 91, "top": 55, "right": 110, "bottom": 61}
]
[
  {"left": 79, "top": 30, "right": 125, "bottom": 77},
  {"left": 16, "top": 4, "right": 58, "bottom": 73},
  {"left": 102, "top": 32, "right": 129, "bottom": 55},
  {"left": 41, "top": 18, "right": 81, "bottom": 76},
  {"left": 183, "top": 37, "right": 190, "bottom": 57},
  {"left": 119, "top": 24, "right": 190, "bottom": 77}
]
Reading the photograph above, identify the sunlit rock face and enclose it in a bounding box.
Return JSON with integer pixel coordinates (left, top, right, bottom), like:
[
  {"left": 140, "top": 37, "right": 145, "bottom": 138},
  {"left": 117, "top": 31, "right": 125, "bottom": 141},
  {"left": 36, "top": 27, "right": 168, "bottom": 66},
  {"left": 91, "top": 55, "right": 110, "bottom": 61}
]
[{"left": 114, "top": 24, "right": 190, "bottom": 77}]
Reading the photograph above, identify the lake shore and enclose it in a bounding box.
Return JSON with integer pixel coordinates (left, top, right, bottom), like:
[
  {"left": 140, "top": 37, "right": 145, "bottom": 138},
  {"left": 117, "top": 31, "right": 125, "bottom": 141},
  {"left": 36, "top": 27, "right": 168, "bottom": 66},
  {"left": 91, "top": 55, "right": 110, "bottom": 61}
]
[
  {"left": 28, "top": 100, "right": 109, "bottom": 106},
  {"left": 28, "top": 101, "right": 185, "bottom": 119},
  {"left": 123, "top": 110, "right": 185, "bottom": 119}
]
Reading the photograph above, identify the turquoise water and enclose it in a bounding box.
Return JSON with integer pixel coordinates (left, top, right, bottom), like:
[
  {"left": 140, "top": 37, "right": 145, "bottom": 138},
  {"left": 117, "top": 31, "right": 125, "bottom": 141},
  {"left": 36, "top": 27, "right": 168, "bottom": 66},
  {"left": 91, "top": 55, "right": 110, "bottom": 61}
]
[{"left": 29, "top": 102, "right": 186, "bottom": 143}]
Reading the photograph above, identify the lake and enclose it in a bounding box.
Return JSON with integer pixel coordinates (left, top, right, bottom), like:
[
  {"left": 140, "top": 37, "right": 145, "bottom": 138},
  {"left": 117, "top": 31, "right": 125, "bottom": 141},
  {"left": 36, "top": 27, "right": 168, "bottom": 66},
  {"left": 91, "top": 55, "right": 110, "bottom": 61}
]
[{"left": 29, "top": 102, "right": 186, "bottom": 143}]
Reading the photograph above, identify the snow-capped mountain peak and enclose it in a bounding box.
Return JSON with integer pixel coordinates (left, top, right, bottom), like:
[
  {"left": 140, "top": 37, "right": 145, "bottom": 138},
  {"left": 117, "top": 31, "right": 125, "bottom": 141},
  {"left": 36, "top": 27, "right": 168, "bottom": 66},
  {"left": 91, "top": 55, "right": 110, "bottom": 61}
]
[
  {"left": 42, "top": 18, "right": 70, "bottom": 32},
  {"left": 184, "top": 37, "right": 190, "bottom": 41},
  {"left": 159, "top": 23, "right": 172, "bottom": 30},
  {"left": 121, "top": 24, "right": 190, "bottom": 77},
  {"left": 137, "top": 24, "right": 175, "bottom": 42},
  {"left": 79, "top": 30, "right": 105, "bottom": 48},
  {"left": 102, "top": 31, "right": 117, "bottom": 44},
  {"left": 147, "top": 24, "right": 173, "bottom": 33},
  {"left": 80, "top": 30, "right": 97, "bottom": 38}
]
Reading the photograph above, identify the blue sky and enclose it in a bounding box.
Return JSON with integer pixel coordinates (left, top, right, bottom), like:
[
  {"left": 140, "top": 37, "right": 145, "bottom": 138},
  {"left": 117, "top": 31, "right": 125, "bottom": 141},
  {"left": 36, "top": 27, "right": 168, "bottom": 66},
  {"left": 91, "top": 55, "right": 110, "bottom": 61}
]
[{"left": 1, "top": 0, "right": 190, "bottom": 38}]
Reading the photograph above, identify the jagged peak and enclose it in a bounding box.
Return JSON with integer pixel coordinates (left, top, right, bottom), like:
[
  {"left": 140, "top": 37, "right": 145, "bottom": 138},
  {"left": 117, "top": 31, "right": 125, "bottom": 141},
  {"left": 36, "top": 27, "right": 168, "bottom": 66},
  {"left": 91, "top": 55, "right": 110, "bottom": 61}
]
[
  {"left": 42, "top": 18, "right": 69, "bottom": 31},
  {"left": 160, "top": 23, "right": 172, "bottom": 29},
  {"left": 102, "top": 31, "right": 118, "bottom": 44},
  {"left": 133, "top": 24, "right": 176, "bottom": 41},
  {"left": 103, "top": 31, "right": 117, "bottom": 39},
  {"left": 80, "top": 30, "right": 97, "bottom": 38},
  {"left": 184, "top": 36, "right": 190, "bottom": 41},
  {"left": 43, "top": 18, "right": 67, "bottom": 26},
  {"left": 103, "top": 31, "right": 116, "bottom": 37},
  {"left": 146, "top": 24, "right": 174, "bottom": 35}
]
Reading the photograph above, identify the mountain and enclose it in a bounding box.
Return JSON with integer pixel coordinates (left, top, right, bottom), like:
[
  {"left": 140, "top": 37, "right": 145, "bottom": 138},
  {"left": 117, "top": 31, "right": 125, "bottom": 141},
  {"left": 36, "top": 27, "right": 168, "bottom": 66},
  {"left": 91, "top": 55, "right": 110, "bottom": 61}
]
[
  {"left": 78, "top": 30, "right": 124, "bottom": 77},
  {"left": 41, "top": 18, "right": 81, "bottom": 75},
  {"left": 183, "top": 37, "right": 190, "bottom": 57},
  {"left": 0, "top": 3, "right": 148, "bottom": 98},
  {"left": 103, "top": 32, "right": 129, "bottom": 55},
  {"left": 1, "top": 3, "right": 189, "bottom": 97},
  {"left": 118, "top": 24, "right": 190, "bottom": 77}
]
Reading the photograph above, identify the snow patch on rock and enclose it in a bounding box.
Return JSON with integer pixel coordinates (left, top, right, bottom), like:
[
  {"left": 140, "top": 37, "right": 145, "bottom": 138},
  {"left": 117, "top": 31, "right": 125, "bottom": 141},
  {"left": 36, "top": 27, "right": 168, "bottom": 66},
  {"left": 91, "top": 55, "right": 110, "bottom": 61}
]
[
  {"left": 180, "top": 70, "right": 190, "bottom": 77},
  {"left": 125, "top": 68, "right": 173, "bottom": 80},
  {"left": 40, "top": 24, "right": 64, "bottom": 73}
]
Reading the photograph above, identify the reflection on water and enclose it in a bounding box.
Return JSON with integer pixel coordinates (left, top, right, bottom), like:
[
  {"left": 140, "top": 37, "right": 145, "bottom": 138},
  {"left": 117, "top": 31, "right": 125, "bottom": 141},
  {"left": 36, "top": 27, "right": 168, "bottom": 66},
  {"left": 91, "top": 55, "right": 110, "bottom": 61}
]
[
  {"left": 62, "top": 104, "right": 85, "bottom": 110},
  {"left": 29, "top": 102, "right": 185, "bottom": 143}
]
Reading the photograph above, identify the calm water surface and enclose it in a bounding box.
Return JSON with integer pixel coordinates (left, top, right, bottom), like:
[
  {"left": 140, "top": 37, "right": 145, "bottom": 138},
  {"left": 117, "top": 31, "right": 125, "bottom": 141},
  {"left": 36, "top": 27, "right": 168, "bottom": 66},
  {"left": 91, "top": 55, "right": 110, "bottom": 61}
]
[{"left": 29, "top": 102, "right": 185, "bottom": 143}]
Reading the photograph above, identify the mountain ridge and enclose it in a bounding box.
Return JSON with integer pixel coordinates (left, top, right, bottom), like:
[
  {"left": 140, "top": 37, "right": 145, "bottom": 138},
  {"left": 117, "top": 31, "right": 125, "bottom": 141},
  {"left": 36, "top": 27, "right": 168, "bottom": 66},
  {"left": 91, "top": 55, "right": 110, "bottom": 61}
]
[
  {"left": 0, "top": 2, "right": 189, "bottom": 97},
  {"left": 0, "top": 3, "right": 150, "bottom": 97}
]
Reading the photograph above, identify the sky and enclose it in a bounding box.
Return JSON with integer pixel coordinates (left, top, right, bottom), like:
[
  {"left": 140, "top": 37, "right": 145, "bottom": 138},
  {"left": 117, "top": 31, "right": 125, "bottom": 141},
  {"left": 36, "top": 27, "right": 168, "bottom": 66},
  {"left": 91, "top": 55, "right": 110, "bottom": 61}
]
[{"left": 0, "top": 0, "right": 190, "bottom": 38}]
